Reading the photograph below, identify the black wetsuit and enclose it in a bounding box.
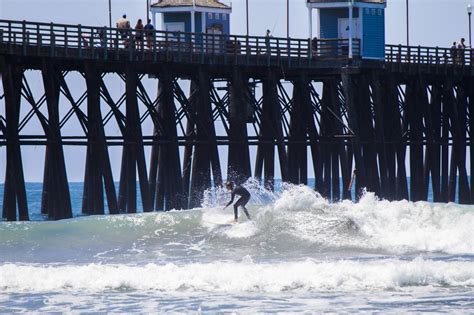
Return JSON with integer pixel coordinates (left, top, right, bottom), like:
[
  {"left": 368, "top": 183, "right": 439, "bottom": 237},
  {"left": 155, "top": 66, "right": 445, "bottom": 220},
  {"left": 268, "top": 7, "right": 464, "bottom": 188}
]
[{"left": 225, "top": 186, "right": 251, "bottom": 220}]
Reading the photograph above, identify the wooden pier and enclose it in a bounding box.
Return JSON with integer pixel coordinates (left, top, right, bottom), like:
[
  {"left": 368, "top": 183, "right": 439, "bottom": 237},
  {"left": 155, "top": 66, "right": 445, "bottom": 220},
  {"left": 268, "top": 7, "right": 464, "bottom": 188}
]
[{"left": 1, "top": 19, "right": 473, "bottom": 220}]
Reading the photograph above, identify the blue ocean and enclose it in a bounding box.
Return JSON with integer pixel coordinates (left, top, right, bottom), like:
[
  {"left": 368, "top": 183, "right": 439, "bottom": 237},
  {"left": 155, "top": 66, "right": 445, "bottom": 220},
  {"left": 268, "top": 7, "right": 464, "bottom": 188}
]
[{"left": 0, "top": 180, "right": 473, "bottom": 312}]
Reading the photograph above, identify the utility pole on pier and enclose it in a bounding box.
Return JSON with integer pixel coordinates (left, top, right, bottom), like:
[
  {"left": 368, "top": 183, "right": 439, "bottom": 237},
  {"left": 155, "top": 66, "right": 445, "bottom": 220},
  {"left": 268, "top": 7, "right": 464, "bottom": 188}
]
[
  {"left": 108, "top": 0, "right": 112, "bottom": 28},
  {"left": 287, "top": 0, "right": 290, "bottom": 38},
  {"left": 246, "top": 0, "right": 249, "bottom": 36},
  {"left": 406, "top": 0, "right": 409, "bottom": 45}
]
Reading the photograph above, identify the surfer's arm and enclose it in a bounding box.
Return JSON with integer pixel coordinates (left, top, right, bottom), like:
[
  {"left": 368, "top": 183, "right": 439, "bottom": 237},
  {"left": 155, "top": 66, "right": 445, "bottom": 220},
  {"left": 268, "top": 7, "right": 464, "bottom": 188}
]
[{"left": 224, "top": 192, "right": 235, "bottom": 209}]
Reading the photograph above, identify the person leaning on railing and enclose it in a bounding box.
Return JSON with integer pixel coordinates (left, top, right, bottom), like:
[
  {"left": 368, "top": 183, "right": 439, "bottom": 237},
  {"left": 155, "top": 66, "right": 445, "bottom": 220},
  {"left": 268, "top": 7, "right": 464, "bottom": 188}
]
[
  {"left": 134, "top": 19, "right": 144, "bottom": 50},
  {"left": 144, "top": 19, "right": 154, "bottom": 49},
  {"left": 450, "top": 42, "right": 457, "bottom": 64},
  {"left": 265, "top": 29, "right": 271, "bottom": 55},
  {"left": 116, "top": 14, "right": 131, "bottom": 48},
  {"left": 311, "top": 37, "right": 318, "bottom": 59},
  {"left": 457, "top": 38, "right": 467, "bottom": 65}
]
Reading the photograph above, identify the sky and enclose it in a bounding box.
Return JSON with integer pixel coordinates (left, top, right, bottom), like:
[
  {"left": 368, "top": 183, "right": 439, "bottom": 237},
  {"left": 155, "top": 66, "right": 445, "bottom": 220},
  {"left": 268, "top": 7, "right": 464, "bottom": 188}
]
[{"left": 0, "top": 0, "right": 472, "bottom": 182}]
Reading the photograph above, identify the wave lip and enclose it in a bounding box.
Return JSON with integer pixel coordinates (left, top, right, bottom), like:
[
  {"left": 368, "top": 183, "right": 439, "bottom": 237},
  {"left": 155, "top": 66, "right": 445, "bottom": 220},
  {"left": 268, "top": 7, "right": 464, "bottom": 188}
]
[{"left": 1, "top": 258, "right": 473, "bottom": 293}]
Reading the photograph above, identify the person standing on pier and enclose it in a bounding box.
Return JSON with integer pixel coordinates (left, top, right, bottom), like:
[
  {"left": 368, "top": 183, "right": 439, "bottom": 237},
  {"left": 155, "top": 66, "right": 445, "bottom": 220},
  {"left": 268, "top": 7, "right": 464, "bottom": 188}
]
[
  {"left": 116, "top": 14, "right": 131, "bottom": 47},
  {"left": 311, "top": 37, "right": 318, "bottom": 58},
  {"left": 223, "top": 182, "right": 251, "bottom": 223},
  {"left": 458, "top": 38, "right": 467, "bottom": 65},
  {"left": 450, "top": 42, "right": 457, "bottom": 64},
  {"left": 144, "top": 19, "right": 154, "bottom": 49},
  {"left": 265, "top": 29, "right": 271, "bottom": 55},
  {"left": 135, "top": 19, "right": 144, "bottom": 49}
]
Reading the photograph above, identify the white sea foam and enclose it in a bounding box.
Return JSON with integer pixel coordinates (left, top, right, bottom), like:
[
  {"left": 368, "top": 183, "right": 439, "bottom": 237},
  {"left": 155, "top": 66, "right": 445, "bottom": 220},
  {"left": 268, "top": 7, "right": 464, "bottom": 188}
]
[
  {"left": 248, "top": 185, "right": 474, "bottom": 255},
  {"left": 1, "top": 258, "right": 473, "bottom": 293}
]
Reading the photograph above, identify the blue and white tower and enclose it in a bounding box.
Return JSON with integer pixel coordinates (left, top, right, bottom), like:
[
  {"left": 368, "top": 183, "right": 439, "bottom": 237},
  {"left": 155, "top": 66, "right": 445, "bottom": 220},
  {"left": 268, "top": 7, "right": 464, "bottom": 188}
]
[
  {"left": 307, "top": 0, "right": 386, "bottom": 59},
  {"left": 150, "top": 0, "right": 231, "bottom": 35}
]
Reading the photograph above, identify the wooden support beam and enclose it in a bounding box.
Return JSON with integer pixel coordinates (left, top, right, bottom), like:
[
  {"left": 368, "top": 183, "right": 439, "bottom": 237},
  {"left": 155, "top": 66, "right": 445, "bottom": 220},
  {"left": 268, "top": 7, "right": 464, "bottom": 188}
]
[
  {"left": 356, "top": 75, "right": 381, "bottom": 197},
  {"left": 389, "top": 79, "right": 408, "bottom": 200},
  {"left": 450, "top": 82, "right": 470, "bottom": 204},
  {"left": 371, "top": 73, "right": 390, "bottom": 199},
  {"left": 260, "top": 71, "right": 276, "bottom": 190},
  {"left": 308, "top": 83, "right": 324, "bottom": 195},
  {"left": 228, "top": 68, "right": 252, "bottom": 184},
  {"left": 189, "top": 69, "right": 219, "bottom": 208},
  {"left": 288, "top": 76, "right": 315, "bottom": 187},
  {"left": 1, "top": 59, "right": 28, "bottom": 221},
  {"left": 122, "top": 67, "right": 152, "bottom": 213},
  {"left": 429, "top": 84, "right": 442, "bottom": 202},
  {"left": 83, "top": 63, "right": 118, "bottom": 215},
  {"left": 406, "top": 79, "right": 425, "bottom": 201},
  {"left": 320, "top": 81, "right": 333, "bottom": 199},
  {"left": 327, "top": 78, "right": 342, "bottom": 201},
  {"left": 341, "top": 71, "right": 367, "bottom": 199},
  {"left": 154, "top": 75, "right": 185, "bottom": 210},
  {"left": 468, "top": 79, "right": 474, "bottom": 202},
  {"left": 440, "top": 82, "right": 449, "bottom": 202},
  {"left": 256, "top": 69, "right": 288, "bottom": 191},
  {"left": 41, "top": 62, "right": 72, "bottom": 220}
]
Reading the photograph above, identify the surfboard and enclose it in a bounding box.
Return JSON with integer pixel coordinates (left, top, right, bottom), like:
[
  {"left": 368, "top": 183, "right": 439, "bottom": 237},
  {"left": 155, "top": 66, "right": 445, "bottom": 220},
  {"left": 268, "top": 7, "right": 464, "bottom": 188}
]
[{"left": 203, "top": 220, "right": 236, "bottom": 227}]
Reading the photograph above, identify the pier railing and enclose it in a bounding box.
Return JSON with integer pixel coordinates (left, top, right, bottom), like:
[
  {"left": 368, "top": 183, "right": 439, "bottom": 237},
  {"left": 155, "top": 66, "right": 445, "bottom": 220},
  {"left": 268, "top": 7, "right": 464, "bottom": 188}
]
[
  {"left": 0, "top": 19, "right": 361, "bottom": 67},
  {"left": 3, "top": 20, "right": 470, "bottom": 70},
  {"left": 386, "top": 44, "right": 473, "bottom": 67}
]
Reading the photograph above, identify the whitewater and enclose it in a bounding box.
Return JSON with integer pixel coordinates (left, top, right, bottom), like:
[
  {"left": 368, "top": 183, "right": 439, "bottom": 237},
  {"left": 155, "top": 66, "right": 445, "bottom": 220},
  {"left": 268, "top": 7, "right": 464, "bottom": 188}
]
[{"left": 1, "top": 183, "right": 473, "bottom": 312}]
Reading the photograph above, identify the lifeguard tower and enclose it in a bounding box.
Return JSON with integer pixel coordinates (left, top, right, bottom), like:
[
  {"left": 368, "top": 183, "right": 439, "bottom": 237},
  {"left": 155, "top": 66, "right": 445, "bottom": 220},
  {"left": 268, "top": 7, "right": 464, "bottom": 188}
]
[
  {"left": 307, "top": 0, "right": 386, "bottom": 59},
  {"left": 150, "top": 0, "right": 231, "bottom": 35}
]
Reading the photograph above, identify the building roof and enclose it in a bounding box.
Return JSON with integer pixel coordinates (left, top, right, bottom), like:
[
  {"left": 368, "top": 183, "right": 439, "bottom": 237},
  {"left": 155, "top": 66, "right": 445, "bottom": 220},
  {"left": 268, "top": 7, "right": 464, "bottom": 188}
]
[
  {"left": 307, "top": 0, "right": 385, "bottom": 3},
  {"left": 151, "top": 0, "right": 231, "bottom": 10}
]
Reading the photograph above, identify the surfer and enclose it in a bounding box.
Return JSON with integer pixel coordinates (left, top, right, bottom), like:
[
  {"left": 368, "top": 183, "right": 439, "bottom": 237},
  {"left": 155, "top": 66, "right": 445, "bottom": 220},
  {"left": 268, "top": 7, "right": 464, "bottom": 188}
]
[{"left": 223, "top": 181, "right": 251, "bottom": 222}]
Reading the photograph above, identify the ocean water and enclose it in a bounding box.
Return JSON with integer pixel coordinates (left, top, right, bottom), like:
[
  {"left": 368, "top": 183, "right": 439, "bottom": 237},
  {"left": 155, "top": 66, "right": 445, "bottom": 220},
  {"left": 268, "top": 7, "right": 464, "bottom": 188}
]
[{"left": 0, "top": 182, "right": 473, "bottom": 312}]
